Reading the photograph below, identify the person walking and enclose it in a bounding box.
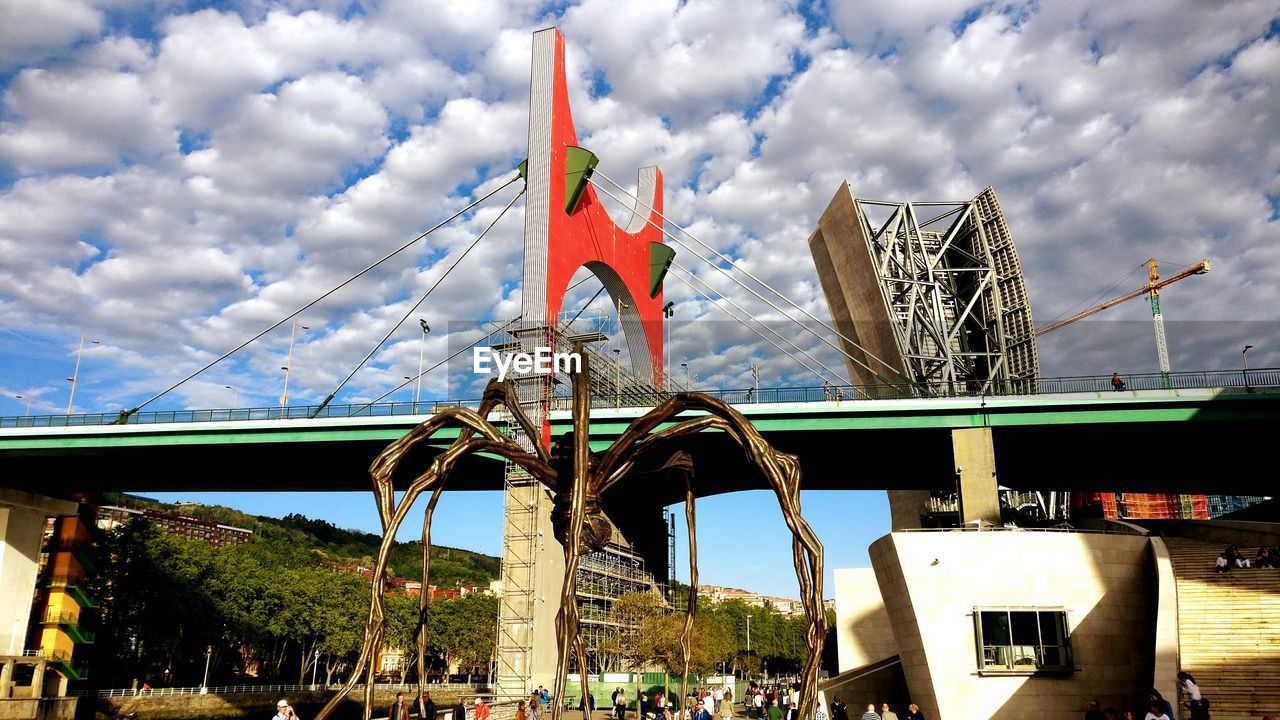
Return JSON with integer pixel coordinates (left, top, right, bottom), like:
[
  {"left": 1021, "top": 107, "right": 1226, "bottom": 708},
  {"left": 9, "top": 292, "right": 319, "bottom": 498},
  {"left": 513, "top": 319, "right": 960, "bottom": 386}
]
[
  {"left": 475, "top": 697, "right": 491, "bottom": 720},
  {"left": 901, "top": 704, "right": 925, "bottom": 720},
  {"left": 389, "top": 692, "right": 411, "bottom": 720},
  {"left": 721, "top": 688, "right": 733, "bottom": 719},
  {"left": 615, "top": 688, "right": 628, "bottom": 720},
  {"left": 274, "top": 699, "right": 300, "bottom": 720},
  {"left": 879, "top": 704, "right": 897, "bottom": 720},
  {"left": 859, "top": 705, "right": 880, "bottom": 720},
  {"left": 421, "top": 692, "right": 438, "bottom": 720},
  {"left": 452, "top": 699, "right": 467, "bottom": 720}
]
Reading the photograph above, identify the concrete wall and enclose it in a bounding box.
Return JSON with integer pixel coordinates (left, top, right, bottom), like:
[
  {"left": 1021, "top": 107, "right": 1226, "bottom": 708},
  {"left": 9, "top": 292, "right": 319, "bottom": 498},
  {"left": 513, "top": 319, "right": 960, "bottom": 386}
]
[
  {"left": 833, "top": 568, "right": 896, "bottom": 673},
  {"left": 869, "top": 531, "right": 1156, "bottom": 720},
  {"left": 0, "top": 491, "right": 76, "bottom": 656}
]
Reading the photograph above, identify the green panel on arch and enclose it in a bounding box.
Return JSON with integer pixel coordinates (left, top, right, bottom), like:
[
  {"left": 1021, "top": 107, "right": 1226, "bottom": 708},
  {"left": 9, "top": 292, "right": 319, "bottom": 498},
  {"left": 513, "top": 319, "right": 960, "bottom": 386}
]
[
  {"left": 649, "top": 242, "right": 675, "bottom": 297},
  {"left": 564, "top": 146, "right": 598, "bottom": 214}
]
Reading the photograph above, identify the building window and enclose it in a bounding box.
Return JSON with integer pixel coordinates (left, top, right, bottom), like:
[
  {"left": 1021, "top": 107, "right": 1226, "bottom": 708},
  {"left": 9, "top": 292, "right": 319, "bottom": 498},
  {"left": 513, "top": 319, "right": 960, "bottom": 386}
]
[{"left": 973, "top": 608, "right": 1071, "bottom": 674}]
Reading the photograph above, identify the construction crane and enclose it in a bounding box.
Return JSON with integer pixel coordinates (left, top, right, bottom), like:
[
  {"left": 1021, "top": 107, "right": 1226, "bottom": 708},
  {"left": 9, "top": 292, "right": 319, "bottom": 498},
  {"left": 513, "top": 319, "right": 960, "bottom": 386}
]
[{"left": 1037, "top": 258, "right": 1212, "bottom": 385}]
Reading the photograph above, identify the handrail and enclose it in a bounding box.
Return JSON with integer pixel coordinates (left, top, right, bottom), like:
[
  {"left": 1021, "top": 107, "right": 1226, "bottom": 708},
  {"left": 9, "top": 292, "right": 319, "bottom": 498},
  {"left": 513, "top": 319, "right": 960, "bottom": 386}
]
[
  {"left": 76, "top": 681, "right": 488, "bottom": 698},
  {"left": 2, "top": 367, "right": 1276, "bottom": 429}
]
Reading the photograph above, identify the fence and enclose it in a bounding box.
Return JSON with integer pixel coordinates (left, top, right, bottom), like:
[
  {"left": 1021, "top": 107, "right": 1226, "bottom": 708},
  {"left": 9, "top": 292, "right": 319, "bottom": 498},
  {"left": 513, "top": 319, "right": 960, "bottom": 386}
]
[
  {"left": 82, "top": 682, "right": 485, "bottom": 698},
  {"left": 3, "top": 367, "right": 1276, "bottom": 429}
]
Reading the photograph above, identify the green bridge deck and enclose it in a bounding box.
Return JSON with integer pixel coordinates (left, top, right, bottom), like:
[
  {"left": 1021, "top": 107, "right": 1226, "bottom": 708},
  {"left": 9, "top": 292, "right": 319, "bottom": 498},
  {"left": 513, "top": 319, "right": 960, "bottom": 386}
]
[{"left": 3, "top": 385, "right": 1277, "bottom": 500}]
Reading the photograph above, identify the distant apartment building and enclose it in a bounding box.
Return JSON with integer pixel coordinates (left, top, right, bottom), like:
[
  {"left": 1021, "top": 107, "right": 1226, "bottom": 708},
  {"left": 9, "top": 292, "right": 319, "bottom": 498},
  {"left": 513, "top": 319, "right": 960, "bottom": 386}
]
[
  {"left": 96, "top": 505, "right": 252, "bottom": 547},
  {"left": 697, "top": 584, "right": 807, "bottom": 615},
  {"left": 1072, "top": 493, "right": 1269, "bottom": 521}
]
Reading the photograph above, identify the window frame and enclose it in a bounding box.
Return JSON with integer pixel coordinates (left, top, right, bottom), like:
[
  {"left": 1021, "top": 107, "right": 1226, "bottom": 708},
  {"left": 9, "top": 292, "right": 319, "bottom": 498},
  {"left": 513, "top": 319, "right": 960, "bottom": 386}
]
[{"left": 971, "top": 606, "right": 1073, "bottom": 676}]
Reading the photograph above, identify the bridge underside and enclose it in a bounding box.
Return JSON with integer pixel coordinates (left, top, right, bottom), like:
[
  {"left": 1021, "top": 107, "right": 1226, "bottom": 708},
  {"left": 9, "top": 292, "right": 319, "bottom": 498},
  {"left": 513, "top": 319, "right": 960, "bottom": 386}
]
[{"left": 3, "top": 398, "right": 1275, "bottom": 500}]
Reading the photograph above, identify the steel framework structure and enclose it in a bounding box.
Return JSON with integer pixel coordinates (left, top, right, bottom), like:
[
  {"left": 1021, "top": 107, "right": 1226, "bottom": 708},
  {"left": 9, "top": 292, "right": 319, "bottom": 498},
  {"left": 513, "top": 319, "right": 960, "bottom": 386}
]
[{"left": 852, "top": 187, "right": 1038, "bottom": 393}]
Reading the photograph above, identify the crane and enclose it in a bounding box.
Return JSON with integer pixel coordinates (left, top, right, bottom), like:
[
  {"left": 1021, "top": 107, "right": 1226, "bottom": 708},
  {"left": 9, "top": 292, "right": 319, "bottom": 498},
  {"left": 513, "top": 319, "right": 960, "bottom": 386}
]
[{"left": 1037, "top": 258, "right": 1212, "bottom": 385}]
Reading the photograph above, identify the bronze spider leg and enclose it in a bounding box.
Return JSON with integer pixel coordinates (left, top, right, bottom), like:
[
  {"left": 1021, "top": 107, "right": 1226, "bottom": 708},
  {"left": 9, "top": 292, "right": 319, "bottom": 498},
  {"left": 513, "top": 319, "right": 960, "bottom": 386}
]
[
  {"left": 315, "top": 393, "right": 553, "bottom": 720},
  {"left": 679, "top": 458, "right": 697, "bottom": 720},
  {"left": 554, "top": 357, "right": 594, "bottom": 720},
  {"left": 594, "top": 397, "right": 825, "bottom": 720}
]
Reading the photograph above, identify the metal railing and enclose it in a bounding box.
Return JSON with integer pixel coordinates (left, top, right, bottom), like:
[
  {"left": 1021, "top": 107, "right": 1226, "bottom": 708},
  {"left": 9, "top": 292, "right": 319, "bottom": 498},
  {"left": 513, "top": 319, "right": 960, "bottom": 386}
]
[
  {"left": 82, "top": 681, "right": 486, "bottom": 698},
  {"left": 2, "top": 367, "right": 1276, "bottom": 429}
]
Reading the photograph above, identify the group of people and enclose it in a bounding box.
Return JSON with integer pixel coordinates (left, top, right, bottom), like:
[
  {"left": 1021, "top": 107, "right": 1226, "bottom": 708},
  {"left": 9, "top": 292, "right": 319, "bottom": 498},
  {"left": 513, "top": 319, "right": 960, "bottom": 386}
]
[
  {"left": 1083, "top": 675, "right": 1210, "bottom": 720},
  {"left": 1215, "top": 543, "right": 1280, "bottom": 571},
  {"left": 829, "top": 698, "right": 924, "bottom": 720}
]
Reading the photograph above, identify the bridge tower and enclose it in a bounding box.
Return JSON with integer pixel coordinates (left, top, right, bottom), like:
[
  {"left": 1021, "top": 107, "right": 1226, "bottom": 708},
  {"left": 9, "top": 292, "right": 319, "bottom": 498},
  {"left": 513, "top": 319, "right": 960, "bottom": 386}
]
[{"left": 493, "top": 28, "right": 672, "bottom": 698}]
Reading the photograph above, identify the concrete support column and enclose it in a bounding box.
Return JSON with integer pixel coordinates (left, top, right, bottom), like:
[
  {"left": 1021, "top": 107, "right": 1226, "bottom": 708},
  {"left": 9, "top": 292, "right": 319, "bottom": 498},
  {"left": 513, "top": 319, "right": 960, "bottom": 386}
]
[
  {"left": 887, "top": 491, "right": 933, "bottom": 531},
  {"left": 951, "top": 427, "right": 1000, "bottom": 527},
  {"left": 1, "top": 657, "right": 13, "bottom": 698},
  {"left": 0, "top": 490, "right": 77, "bottom": 658}
]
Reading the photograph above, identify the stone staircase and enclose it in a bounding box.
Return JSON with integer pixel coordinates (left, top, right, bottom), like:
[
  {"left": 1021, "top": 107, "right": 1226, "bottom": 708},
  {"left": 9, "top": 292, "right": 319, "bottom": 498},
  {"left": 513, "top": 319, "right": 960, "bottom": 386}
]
[{"left": 1163, "top": 537, "right": 1280, "bottom": 719}]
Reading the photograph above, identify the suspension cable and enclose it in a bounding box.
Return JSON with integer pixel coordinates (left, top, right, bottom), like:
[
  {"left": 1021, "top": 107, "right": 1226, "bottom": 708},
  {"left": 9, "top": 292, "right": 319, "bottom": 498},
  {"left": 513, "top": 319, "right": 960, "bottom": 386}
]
[
  {"left": 311, "top": 186, "right": 526, "bottom": 417},
  {"left": 347, "top": 317, "right": 522, "bottom": 415},
  {"left": 668, "top": 268, "right": 841, "bottom": 389},
  {"left": 565, "top": 285, "right": 607, "bottom": 327},
  {"left": 120, "top": 174, "right": 522, "bottom": 419},
  {"left": 587, "top": 173, "right": 906, "bottom": 388}
]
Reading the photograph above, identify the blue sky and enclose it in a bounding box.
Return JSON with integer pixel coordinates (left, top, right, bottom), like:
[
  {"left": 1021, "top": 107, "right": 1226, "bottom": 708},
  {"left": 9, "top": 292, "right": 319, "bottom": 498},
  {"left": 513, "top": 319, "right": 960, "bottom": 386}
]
[{"left": 3, "top": 0, "right": 1279, "bottom": 596}]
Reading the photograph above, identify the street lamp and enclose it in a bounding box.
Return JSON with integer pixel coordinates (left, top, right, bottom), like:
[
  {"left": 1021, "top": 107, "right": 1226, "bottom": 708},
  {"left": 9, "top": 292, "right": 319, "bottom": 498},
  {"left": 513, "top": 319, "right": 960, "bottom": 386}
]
[
  {"left": 311, "top": 648, "right": 320, "bottom": 689},
  {"left": 662, "top": 302, "right": 675, "bottom": 388},
  {"left": 1243, "top": 344, "right": 1255, "bottom": 392},
  {"left": 681, "top": 362, "right": 689, "bottom": 387},
  {"left": 614, "top": 348, "right": 622, "bottom": 408},
  {"left": 415, "top": 319, "right": 431, "bottom": 407},
  {"left": 201, "top": 645, "right": 212, "bottom": 694},
  {"left": 746, "top": 614, "right": 751, "bottom": 653},
  {"left": 66, "top": 336, "right": 99, "bottom": 414},
  {"left": 224, "top": 385, "right": 240, "bottom": 410},
  {"left": 281, "top": 320, "right": 309, "bottom": 407},
  {"left": 15, "top": 395, "right": 32, "bottom": 417}
]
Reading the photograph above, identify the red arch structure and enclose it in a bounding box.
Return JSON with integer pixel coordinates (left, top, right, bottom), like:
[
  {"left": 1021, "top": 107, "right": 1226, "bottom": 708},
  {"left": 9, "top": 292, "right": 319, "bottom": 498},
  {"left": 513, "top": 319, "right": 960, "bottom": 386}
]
[{"left": 520, "top": 28, "right": 673, "bottom": 424}]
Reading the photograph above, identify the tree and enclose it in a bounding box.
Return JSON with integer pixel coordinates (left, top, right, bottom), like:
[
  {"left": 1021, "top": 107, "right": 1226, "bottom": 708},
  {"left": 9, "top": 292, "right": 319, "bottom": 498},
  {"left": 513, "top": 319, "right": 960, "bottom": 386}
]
[
  {"left": 601, "top": 592, "right": 666, "bottom": 704},
  {"left": 426, "top": 594, "right": 499, "bottom": 679}
]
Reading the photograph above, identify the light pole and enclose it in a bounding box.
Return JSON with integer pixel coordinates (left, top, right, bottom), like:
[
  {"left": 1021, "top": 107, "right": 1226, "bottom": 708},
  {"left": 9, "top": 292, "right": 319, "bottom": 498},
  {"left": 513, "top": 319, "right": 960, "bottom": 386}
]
[
  {"left": 1243, "top": 344, "right": 1255, "bottom": 391},
  {"left": 415, "top": 320, "right": 430, "bottom": 407},
  {"left": 746, "top": 614, "right": 751, "bottom": 653},
  {"left": 751, "top": 363, "right": 760, "bottom": 402},
  {"left": 281, "top": 321, "right": 309, "bottom": 407},
  {"left": 681, "top": 362, "right": 689, "bottom": 387},
  {"left": 311, "top": 648, "right": 320, "bottom": 689},
  {"left": 224, "top": 385, "right": 239, "bottom": 410},
  {"left": 662, "top": 302, "right": 675, "bottom": 389},
  {"left": 201, "top": 645, "right": 212, "bottom": 694},
  {"left": 66, "top": 336, "right": 99, "bottom": 414},
  {"left": 15, "top": 395, "right": 32, "bottom": 417},
  {"left": 614, "top": 348, "right": 622, "bottom": 408}
]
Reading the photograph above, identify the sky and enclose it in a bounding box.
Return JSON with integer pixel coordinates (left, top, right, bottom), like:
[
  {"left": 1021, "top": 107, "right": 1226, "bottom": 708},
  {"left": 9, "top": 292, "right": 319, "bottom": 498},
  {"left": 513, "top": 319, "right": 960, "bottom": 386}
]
[{"left": 1, "top": 0, "right": 1278, "bottom": 598}]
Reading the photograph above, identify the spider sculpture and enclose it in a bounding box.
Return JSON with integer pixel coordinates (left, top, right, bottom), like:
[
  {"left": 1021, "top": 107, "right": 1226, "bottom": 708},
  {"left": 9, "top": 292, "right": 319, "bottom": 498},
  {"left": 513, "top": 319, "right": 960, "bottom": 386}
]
[{"left": 314, "top": 346, "right": 825, "bottom": 720}]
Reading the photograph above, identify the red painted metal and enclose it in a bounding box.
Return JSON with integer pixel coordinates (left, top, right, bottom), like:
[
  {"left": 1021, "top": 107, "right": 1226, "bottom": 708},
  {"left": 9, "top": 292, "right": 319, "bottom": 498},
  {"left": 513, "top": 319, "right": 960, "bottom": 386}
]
[{"left": 536, "top": 30, "right": 666, "bottom": 378}]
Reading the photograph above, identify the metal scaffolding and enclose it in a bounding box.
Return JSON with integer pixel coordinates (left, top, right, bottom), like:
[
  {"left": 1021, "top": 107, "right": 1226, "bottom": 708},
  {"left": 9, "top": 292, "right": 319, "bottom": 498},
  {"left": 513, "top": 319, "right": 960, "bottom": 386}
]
[{"left": 575, "top": 533, "right": 661, "bottom": 673}]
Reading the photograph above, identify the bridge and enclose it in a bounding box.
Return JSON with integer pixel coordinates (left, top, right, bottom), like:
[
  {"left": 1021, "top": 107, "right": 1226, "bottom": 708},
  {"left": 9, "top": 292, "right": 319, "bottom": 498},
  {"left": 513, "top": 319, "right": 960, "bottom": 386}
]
[{"left": 4, "top": 368, "right": 1277, "bottom": 500}]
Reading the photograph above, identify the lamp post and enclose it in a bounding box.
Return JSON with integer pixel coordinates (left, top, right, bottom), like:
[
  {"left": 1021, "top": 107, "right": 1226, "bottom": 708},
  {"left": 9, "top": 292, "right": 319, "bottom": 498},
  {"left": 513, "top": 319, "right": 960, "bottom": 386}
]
[
  {"left": 745, "top": 614, "right": 751, "bottom": 653},
  {"left": 66, "top": 336, "right": 99, "bottom": 414},
  {"left": 662, "top": 302, "right": 675, "bottom": 389},
  {"left": 281, "top": 320, "right": 309, "bottom": 407},
  {"left": 201, "top": 645, "right": 212, "bottom": 694},
  {"left": 751, "top": 363, "right": 760, "bottom": 402},
  {"left": 415, "top": 319, "right": 430, "bottom": 407},
  {"left": 681, "top": 362, "right": 689, "bottom": 387},
  {"left": 1242, "top": 344, "right": 1255, "bottom": 392},
  {"left": 224, "top": 385, "right": 239, "bottom": 410},
  {"left": 311, "top": 648, "right": 320, "bottom": 689},
  {"left": 614, "top": 348, "right": 622, "bottom": 408},
  {"left": 15, "top": 395, "right": 32, "bottom": 417}
]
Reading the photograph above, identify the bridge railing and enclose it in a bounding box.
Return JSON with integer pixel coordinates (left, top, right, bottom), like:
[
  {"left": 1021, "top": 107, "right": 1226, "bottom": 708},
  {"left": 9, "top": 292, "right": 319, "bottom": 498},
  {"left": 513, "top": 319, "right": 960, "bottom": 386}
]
[{"left": 3, "top": 367, "right": 1276, "bottom": 429}]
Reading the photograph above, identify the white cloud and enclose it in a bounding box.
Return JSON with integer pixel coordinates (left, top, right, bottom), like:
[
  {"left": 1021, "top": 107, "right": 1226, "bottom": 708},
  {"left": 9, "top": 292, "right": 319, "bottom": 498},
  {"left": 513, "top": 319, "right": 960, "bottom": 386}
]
[{"left": 0, "top": 0, "right": 1277, "bottom": 419}]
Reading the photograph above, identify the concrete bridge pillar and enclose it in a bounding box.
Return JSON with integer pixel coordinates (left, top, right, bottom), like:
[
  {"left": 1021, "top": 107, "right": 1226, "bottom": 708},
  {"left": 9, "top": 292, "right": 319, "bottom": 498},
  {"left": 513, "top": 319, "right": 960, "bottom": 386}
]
[
  {"left": 951, "top": 428, "right": 1001, "bottom": 527},
  {"left": 0, "top": 490, "right": 77, "bottom": 657}
]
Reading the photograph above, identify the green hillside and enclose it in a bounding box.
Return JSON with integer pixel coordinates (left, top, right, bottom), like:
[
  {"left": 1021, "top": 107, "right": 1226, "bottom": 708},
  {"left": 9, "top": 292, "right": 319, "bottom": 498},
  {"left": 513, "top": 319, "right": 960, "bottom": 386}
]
[{"left": 104, "top": 493, "right": 500, "bottom": 587}]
